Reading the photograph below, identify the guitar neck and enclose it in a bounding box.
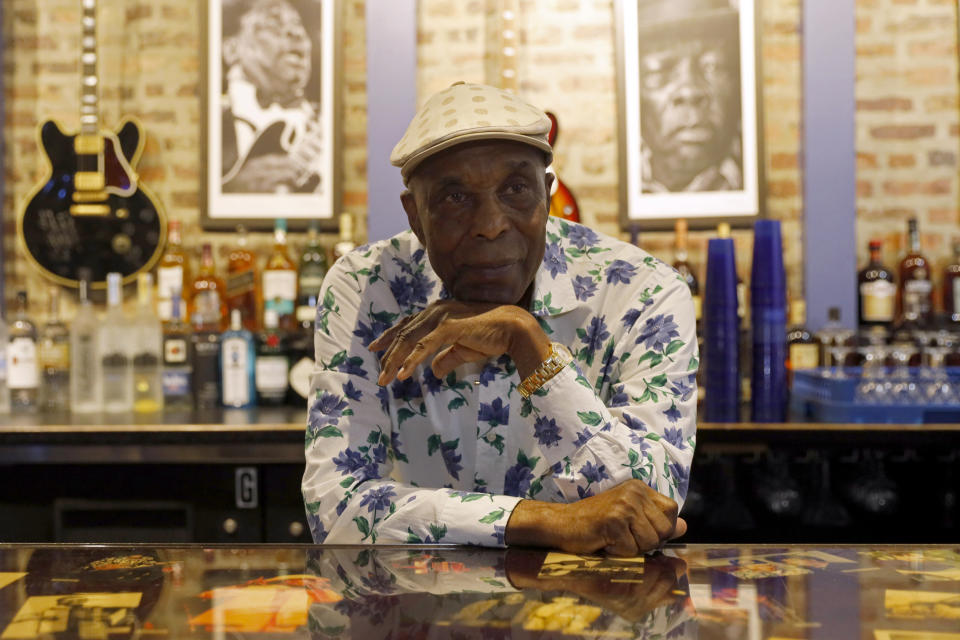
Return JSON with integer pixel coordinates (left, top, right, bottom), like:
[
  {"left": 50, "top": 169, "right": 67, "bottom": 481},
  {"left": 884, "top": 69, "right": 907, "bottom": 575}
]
[
  {"left": 79, "top": 0, "right": 99, "bottom": 137},
  {"left": 495, "top": 0, "right": 520, "bottom": 93}
]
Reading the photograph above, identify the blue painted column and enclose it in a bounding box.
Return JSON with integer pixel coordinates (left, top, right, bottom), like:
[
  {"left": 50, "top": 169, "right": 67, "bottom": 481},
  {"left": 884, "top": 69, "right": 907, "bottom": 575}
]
[
  {"left": 365, "top": 0, "right": 417, "bottom": 243},
  {"left": 802, "top": 0, "right": 857, "bottom": 331}
]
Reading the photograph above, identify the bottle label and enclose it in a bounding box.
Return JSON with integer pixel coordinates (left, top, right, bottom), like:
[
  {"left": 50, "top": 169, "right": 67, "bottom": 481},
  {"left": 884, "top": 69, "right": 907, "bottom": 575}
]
[
  {"left": 903, "top": 278, "right": 932, "bottom": 317},
  {"left": 194, "top": 291, "right": 222, "bottom": 326},
  {"left": 162, "top": 369, "right": 191, "bottom": 397},
  {"left": 289, "top": 356, "right": 314, "bottom": 400},
  {"left": 256, "top": 355, "right": 289, "bottom": 393},
  {"left": 222, "top": 337, "right": 251, "bottom": 407},
  {"left": 296, "top": 306, "right": 316, "bottom": 323},
  {"left": 157, "top": 266, "right": 184, "bottom": 320},
  {"left": 788, "top": 343, "right": 819, "bottom": 370},
  {"left": 954, "top": 278, "right": 960, "bottom": 315},
  {"left": 39, "top": 340, "right": 70, "bottom": 370},
  {"left": 860, "top": 280, "right": 895, "bottom": 322},
  {"left": 299, "top": 275, "right": 326, "bottom": 296},
  {"left": 72, "top": 333, "right": 98, "bottom": 396},
  {"left": 8, "top": 337, "right": 39, "bottom": 389},
  {"left": 226, "top": 269, "right": 256, "bottom": 298},
  {"left": 164, "top": 338, "right": 188, "bottom": 364},
  {"left": 263, "top": 270, "right": 296, "bottom": 316},
  {"left": 193, "top": 335, "right": 221, "bottom": 408}
]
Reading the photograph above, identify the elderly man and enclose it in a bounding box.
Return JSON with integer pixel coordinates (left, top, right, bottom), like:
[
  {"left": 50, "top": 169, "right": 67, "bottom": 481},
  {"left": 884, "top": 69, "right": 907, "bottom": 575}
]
[
  {"left": 303, "top": 82, "right": 697, "bottom": 555},
  {"left": 638, "top": 0, "right": 743, "bottom": 193}
]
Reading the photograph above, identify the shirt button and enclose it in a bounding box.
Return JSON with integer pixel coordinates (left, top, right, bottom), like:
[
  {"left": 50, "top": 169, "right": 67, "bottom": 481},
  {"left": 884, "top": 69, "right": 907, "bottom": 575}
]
[{"left": 484, "top": 432, "right": 497, "bottom": 443}]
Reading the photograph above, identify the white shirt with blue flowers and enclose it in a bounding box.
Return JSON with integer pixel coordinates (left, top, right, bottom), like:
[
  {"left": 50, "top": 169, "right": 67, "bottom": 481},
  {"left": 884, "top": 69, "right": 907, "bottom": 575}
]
[{"left": 302, "top": 217, "right": 698, "bottom": 547}]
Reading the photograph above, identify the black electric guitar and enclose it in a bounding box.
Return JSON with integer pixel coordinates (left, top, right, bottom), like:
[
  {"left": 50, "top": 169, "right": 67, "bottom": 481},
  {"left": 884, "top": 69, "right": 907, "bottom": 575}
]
[{"left": 18, "top": 0, "right": 165, "bottom": 288}]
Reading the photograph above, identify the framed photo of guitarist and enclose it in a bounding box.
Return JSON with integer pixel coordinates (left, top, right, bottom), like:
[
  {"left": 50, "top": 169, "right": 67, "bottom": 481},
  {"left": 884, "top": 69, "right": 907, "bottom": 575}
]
[
  {"left": 615, "top": 0, "right": 764, "bottom": 230},
  {"left": 201, "top": 0, "right": 341, "bottom": 230}
]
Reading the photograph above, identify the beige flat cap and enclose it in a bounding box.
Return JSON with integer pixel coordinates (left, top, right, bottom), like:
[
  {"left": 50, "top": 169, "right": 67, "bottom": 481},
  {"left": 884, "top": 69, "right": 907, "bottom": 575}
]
[{"left": 391, "top": 81, "right": 553, "bottom": 184}]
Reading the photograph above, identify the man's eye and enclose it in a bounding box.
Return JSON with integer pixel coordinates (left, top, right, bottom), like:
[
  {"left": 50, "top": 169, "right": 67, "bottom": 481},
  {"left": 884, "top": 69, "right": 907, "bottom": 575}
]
[
  {"left": 444, "top": 192, "right": 468, "bottom": 204},
  {"left": 505, "top": 182, "right": 529, "bottom": 195}
]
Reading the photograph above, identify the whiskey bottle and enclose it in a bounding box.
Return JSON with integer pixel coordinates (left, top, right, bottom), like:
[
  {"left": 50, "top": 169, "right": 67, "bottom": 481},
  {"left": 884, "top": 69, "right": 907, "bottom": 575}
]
[
  {"left": 858, "top": 239, "right": 896, "bottom": 330},
  {"left": 100, "top": 273, "right": 134, "bottom": 413},
  {"left": 221, "top": 309, "right": 256, "bottom": 409},
  {"left": 162, "top": 290, "right": 193, "bottom": 411},
  {"left": 38, "top": 286, "right": 70, "bottom": 413},
  {"left": 133, "top": 273, "right": 164, "bottom": 413},
  {"left": 332, "top": 212, "right": 357, "bottom": 263},
  {"left": 786, "top": 300, "right": 818, "bottom": 386},
  {"left": 897, "top": 218, "right": 933, "bottom": 327},
  {"left": 226, "top": 225, "right": 261, "bottom": 332},
  {"left": 7, "top": 291, "right": 39, "bottom": 413},
  {"left": 263, "top": 218, "right": 298, "bottom": 331},
  {"left": 256, "top": 309, "right": 289, "bottom": 406},
  {"left": 191, "top": 316, "right": 222, "bottom": 411},
  {"left": 190, "top": 243, "right": 228, "bottom": 332},
  {"left": 673, "top": 219, "right": 701, "bottom": 321},
  {"left": 943, "top": 242, "right": 960, "bottom": 325},
  {"left": 297, "top": 222, "right": 328, "bottom": 326},
  {"left": 70, "top": 272, "right": 101, "bottom": 413},
  {"left": 157, "top": 220, "right": 192, "bottom": 322}
]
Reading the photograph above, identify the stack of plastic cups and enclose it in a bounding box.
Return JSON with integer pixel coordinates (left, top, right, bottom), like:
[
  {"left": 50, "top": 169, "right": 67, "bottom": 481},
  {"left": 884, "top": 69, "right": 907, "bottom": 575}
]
[
  {"left": 750, "top": 219, "right": 788, "bottom": 422},
  {"left": 704, "top": 237, "right": 740, "bottom": 422}
]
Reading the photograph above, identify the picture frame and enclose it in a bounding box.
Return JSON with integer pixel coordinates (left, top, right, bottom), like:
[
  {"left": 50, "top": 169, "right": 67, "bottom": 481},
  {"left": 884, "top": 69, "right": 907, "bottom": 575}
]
[
  {"left": 615, "top": 0, "right": 764, "bottom": 231},
  {"left": 200, "top": 0, "right": 341, "bottom": 231}
]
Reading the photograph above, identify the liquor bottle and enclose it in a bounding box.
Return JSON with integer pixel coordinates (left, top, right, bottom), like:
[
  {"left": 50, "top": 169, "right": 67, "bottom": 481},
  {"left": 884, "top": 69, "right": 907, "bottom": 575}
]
[
  {"left": 162, "top": 290, "right": 193, "bottom": 411},
  {"left": 897, "top": 218, "right": 933, "bottom": 327},
  {"left": 8, "top": 291, "right": 38, "bottom": 413},
  {"left": 38, "top": 286, "right": 70, "bottom": 413},
  {"left": 256, "top": 309, "right": 289, "bottom": 406},
  {"left": 190, "top": 242, "right": 228, "bottom": 332},
  {"left": 100, "top": 273, "right": 134, "bottom": 413},
  {"left": 673, "top": 219, "right": 701, "bottom": 321},
  {"left": 297, "top": 222, "right": 328, "bottom": 327},
  {"left": 157, "top": 219, "right": 192, "bottom": 322},
  {"left": 221, "top": 309, "right": 256, "bottom": 409},
  {"left": 226, "top": 225, "right": 261, "bottom": 332},
  {"left": 263, "top": 218, "right": 298, "bottom": 331},
  {"left": 332, "top": 212, "right": 357, "bottom": 262},
  {"left": 133, "top": 273, "right": 164, "bottom": 413},
  {"left": 858, "top": 239, "right": 896, "bottom": 330},
  {"left": 192, "top": 326, "right": 221, "bottom": 411},
  {"left": 943, "top": 241, "right": 960, "bottom": 325},
  {"left": 786, "top": 300, "right": 818, "bottom": 386},
  {"left": 0, "top": 303, "right": 8, "bottom": 414},
  {"left": 70, "top": 272, "right": 101, "bottom": 413}
]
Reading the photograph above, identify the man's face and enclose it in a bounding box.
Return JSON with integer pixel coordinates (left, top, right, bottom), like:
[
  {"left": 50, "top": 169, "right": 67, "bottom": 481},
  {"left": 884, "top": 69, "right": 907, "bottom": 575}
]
[
  {"left": 401, "top": 141, "right": 553, "bottom": 308},
  {"left": 639, "top": 34, "right": 739, "bottom": 189},
  {"left": 235, "top": 0, "right": 311, "bottom": 103}
]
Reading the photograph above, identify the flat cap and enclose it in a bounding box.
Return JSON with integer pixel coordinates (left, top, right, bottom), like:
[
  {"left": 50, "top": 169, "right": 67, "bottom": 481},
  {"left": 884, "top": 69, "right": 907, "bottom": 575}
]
[{"left": 391, "top": 81, "right": 553, "bottom": 184}]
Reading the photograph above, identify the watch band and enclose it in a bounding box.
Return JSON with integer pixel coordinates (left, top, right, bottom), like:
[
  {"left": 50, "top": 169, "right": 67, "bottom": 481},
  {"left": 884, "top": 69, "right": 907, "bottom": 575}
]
[{"left": 518, "top": 342, "right": 573, "bottom": 399}]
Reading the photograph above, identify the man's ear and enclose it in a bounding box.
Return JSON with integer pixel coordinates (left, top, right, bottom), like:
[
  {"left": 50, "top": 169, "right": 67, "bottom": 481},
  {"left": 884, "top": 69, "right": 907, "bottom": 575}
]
[
  {"left": 544, "top": 171, "right": 555, "bottom": 200},
  {"left": 400, "top": 189, "right": 425, "bottom": 244}
]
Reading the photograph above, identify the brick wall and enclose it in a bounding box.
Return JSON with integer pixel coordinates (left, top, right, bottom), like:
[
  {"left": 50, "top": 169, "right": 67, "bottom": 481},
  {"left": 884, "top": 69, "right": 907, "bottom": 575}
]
[
  {"left": 855, "top": 0, "right": 960, "bottom": 303},
  {"left": 1, "top": 0, "right": 367, "bottom": 317},
  {"left": 417, "top": 0, "right": 806, "bottom": 306}
]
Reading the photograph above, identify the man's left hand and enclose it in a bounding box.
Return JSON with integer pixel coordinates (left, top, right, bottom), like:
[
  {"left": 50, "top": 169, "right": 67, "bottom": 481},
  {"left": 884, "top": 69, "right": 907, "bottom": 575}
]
[{"left": 368, "top": 300, "right": 552, "bottom": 386}]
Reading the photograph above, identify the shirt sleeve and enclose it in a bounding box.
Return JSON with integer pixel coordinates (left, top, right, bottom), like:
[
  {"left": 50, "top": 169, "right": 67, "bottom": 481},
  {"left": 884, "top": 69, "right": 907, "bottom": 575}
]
[
  {"left": 302, "top": 255, "right": 521, "bottom": 547},
  {"left": 521, "top": 275, "right": 698, "bottom": 509}
]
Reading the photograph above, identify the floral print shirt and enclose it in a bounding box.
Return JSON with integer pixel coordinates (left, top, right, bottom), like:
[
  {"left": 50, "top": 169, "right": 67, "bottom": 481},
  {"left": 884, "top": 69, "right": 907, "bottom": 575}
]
[{"left": 302, "top": 217, "right": 698, "bottom": 547}]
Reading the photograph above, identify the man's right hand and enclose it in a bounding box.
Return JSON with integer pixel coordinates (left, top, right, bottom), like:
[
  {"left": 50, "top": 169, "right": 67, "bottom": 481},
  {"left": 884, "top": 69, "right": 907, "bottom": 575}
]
[{"left": 504, "top": 479, "right": 686, "bottom": 556}]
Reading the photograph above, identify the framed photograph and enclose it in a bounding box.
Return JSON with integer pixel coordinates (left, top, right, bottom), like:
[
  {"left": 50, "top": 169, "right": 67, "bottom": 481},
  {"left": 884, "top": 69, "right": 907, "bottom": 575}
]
[
  {"left": 616, "top": 0, "right": 763, "bottom": 230},
  {"left": 201, "top": 0, "right": 341, "bottom": 230}
]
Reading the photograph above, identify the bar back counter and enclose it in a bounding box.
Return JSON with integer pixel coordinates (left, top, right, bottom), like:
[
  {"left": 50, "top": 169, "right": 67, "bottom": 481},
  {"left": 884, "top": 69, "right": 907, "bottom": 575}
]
[{"left": 1, "top": 411, "right": 958, "bottom": 545}]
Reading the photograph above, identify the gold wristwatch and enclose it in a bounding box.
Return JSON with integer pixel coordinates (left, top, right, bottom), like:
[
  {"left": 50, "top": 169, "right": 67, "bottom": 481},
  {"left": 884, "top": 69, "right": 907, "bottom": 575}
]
[{"left": 518, "top": 342, "right": 573, "bottom": 399}]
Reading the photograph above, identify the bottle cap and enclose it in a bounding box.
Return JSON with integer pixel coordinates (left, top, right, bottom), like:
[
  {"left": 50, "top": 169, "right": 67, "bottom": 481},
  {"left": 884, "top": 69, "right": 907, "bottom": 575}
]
[
  {"left": 231, "top": 308, "right": 242, "bottom": 330},
  {"left": 750, "top": 219, "right": 786, "bottom": 308},
  {"left": 264, "top": 308, "right": 279, "bottom": 329}
]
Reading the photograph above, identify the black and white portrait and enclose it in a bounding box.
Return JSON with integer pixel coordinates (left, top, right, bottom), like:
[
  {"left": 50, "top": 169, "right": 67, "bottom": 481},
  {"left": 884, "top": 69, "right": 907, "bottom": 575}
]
[
  {"left": 618, "top": 0, "right": 761, "bottom": 227},
  {"left": 203, "top": 0, "right": 338, "bottom": 227}
]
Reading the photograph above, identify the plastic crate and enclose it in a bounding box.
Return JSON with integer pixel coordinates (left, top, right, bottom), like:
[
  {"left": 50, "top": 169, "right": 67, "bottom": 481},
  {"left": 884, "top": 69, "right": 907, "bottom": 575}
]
[{"left": 790, "top": 367, "right": 960, "bottom": 424}]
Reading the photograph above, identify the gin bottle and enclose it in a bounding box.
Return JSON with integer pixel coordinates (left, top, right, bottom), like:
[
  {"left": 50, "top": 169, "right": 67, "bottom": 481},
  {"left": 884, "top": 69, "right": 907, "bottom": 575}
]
[
  {"left": 70, "top": 273, "right": 102, "bottom": 413},
  {"left": 133, "top": 273, "right": 164, "bottom": 413},
  {"left": 39, "top": 286, "right": 70, "bottom": 413},
  {"left": 8, "top": 291, "right": 39, "bottom": 413},
  {"left": 221, "top": 309, "right": 256, "bottom": 409},
  {"left": 100, "top": 273, "right": 134, "bottom": 413}
]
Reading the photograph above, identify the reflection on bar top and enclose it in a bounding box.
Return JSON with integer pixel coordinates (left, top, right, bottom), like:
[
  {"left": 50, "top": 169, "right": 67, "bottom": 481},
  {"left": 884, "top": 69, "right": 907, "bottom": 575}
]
[{"left": 0, "top": 544, "right": 959, "bottom": 639}]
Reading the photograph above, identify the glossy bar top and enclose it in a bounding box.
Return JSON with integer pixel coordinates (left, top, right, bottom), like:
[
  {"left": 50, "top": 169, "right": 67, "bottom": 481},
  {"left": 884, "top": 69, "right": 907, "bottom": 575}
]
[{"left": 0, "top": 544, "right": 958, "bottom": 638}]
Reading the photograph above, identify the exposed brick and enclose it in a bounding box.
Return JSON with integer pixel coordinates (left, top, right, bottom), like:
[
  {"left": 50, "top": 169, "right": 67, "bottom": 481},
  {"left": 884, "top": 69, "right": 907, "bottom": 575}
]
[
  {"left": 908, "top": 40, "right": 957, "bottom": 58},
  {"left": 924, "top": 94, "right": 959, "bottom": 112},
  {"left": 857, "top": 152, "right": 879, "bottom": 170},
  {"left": 929, "top": 150, "right": 957, "bottom": 167},
  {"left": 126, "top": 5, "right": 152, "bottom": 21},
  {"left": 929, "top": 208, "right": 959, "bottom": 225},
  {"left": 768, "top": 180, "right": 799, "bottom": 198},
  {"left": 857, "top": 96, "right": 912, "bottom": 111},
  {"left": 889, "top": 154, "right": 916, "bottom": 168},
  {"left": 857, "top": 43, "right": 895, "bottom": 56},
  {"left": 870, "top": 125, "right": 936, "bottom": 139},
  {"left": 905, "top": 66, "right": 954, "bottom": 85},
  {"left": 857, "top": 180, "right": 874, "bottom": 198}
]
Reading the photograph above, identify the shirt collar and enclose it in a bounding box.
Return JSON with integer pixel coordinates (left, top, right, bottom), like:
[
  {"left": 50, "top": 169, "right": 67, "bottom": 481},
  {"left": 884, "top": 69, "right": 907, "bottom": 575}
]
[{"left": 527, "top": 216, "right": 584, "bottom": 319}]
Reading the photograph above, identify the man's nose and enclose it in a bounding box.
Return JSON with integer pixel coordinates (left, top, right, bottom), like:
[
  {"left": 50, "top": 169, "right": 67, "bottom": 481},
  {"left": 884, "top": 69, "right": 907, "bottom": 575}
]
[
  {"left": 471, "top": 194, "right": 511, "bottom": 240},
  {"left": 671, "top": 59, "right": 709, "bottom": 110}
]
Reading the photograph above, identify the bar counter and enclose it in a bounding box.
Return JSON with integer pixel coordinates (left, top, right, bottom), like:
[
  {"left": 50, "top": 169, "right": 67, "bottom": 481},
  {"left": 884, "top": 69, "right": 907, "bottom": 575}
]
[{"left": 0, "top": 543, "right": 958, "bottom": 638}]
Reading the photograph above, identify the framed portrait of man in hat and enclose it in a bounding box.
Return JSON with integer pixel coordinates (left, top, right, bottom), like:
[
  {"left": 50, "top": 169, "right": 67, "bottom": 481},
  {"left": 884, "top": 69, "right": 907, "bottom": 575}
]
[
  {"left": 200, "top": 0, "right": 341, "bottom": 230},
  {"left": 615, "top": 0, "right": 763, "bottom": 229}
]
